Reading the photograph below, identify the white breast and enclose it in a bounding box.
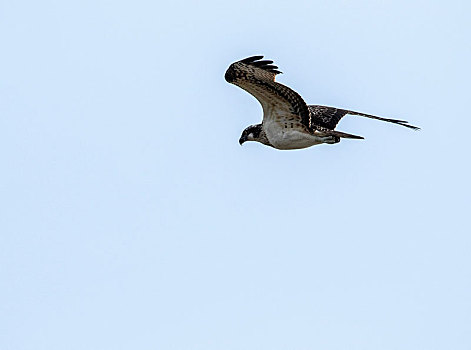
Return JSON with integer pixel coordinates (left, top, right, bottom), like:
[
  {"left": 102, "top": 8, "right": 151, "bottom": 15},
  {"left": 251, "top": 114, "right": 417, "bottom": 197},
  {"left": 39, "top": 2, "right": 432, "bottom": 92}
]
[
  {"left": 263, "top": 116, "right": 324, "bottom": 150},
  {"left": 268, "top": 128, "right": 324, "bottom": 149}
]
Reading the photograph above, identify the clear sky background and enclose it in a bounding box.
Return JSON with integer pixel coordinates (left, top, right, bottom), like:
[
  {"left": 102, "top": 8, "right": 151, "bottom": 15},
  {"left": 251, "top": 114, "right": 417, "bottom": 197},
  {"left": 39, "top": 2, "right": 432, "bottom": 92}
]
[{"left": 1, "top": 0, "right": 470, "bottom": 349}]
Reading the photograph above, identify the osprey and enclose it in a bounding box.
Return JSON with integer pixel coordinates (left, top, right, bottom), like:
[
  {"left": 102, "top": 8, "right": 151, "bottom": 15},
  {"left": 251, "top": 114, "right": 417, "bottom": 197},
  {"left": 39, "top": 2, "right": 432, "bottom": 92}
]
[{"left": 225, "top": 55, "right": 419, "bottom": 150}]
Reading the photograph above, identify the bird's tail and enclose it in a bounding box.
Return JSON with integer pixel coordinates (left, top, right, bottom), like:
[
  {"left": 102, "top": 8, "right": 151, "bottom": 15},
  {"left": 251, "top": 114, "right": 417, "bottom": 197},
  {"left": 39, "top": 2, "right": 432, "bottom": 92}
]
[
  {"left": 344, "top": 110, "right": 421, "bottom": 130},
  {"left": 320, "top": 129, "right": 364, "bottom": 140}
]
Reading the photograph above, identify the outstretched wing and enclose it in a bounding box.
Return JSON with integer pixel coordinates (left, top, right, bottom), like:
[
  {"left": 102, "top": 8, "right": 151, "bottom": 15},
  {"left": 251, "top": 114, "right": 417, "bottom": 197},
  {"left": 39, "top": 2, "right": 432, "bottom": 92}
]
[
  {"left": 308, "top": 105, "right": 420, "bottom": 130},
  {"left": 225, "top": 55, "right": 311, "bottom": 129}
]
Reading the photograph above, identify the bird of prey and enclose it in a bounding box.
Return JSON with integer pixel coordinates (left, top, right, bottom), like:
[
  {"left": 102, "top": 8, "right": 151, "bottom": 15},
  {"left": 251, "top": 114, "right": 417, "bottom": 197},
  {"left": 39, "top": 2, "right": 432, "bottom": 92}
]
[{"left": 225, "top": 55, "right": 419, "bottom": 150}]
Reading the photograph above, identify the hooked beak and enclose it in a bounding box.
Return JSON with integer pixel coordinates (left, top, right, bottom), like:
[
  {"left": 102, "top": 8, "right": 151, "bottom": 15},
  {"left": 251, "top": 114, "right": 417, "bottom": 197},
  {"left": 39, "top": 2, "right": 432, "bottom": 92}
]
[{"left": 239, "top": 136, "right": 247, "bottom": 145}]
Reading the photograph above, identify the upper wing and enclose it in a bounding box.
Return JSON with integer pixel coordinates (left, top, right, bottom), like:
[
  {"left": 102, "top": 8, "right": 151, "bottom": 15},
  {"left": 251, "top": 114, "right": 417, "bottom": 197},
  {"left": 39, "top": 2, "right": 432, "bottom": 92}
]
[
  {"left": 308, "top": 105, "right": 420, "bottom": 130},
  {"left": 225, "top": 55, "right": 311, "bottom": 129}
]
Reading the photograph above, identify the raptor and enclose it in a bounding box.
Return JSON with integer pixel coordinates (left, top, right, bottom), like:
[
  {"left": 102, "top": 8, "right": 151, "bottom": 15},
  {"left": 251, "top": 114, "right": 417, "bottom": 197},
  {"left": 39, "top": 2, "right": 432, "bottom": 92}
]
[{"left": 225, "top": 55, "right": 419, "bottom": 150}]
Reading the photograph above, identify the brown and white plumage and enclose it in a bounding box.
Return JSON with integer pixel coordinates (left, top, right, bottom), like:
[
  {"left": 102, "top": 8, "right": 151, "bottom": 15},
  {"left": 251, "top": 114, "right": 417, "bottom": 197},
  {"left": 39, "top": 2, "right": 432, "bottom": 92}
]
[{"left": 225, "top": 55, "right": 419, "bottom": 150}]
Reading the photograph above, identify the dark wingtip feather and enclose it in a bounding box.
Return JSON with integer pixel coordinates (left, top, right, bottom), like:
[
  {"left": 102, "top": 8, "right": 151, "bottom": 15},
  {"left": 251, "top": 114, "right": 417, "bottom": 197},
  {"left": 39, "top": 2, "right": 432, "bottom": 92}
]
[
  {"left": 239, "top": 55, "right": 282, "bottom": 75},
  {"left": 381, "top": 118, "right": 421, "bottom": 130},
  {"left": 398, "top": 122, "right": 421, "bottom": 131},
  {"left": 240, "top": 55, "right": 264, "bottom": 63},
  {"left": 252, "top": 60, "right": 274, "bottom": 66},
  {"left": 384, "top": 117, "right": 421, "bottom": 130},
  {"left": 346, "top": 110, "right": 421, "bottom": 131}
]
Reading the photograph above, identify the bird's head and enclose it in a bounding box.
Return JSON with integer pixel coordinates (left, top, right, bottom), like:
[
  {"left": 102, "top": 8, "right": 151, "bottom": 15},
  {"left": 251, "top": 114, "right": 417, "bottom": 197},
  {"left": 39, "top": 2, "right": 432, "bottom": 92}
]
[{"left": 239, "top": 124, "right": 268, "bottom": 146}]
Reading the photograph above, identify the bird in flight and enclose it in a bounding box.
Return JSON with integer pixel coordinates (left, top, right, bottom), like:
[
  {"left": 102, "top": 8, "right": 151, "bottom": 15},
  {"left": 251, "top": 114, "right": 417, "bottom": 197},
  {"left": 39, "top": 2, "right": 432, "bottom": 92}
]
[{"left": 225, "top": 55, "right": 419, "bottom": 150}]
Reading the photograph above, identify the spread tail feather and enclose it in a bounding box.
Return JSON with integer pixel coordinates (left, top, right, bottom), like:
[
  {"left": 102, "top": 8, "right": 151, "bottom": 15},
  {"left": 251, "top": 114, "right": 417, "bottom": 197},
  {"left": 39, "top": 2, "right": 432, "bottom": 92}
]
[{"left": 321, "top": 129, "right": 364, "bottom": 140}]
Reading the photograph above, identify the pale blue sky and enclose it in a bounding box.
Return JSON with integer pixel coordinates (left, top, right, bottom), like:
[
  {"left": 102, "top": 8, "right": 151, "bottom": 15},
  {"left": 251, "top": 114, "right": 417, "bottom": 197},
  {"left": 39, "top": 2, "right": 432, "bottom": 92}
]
[{"left": 1, "top": 0, "right": 470, "bottom": 349}]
